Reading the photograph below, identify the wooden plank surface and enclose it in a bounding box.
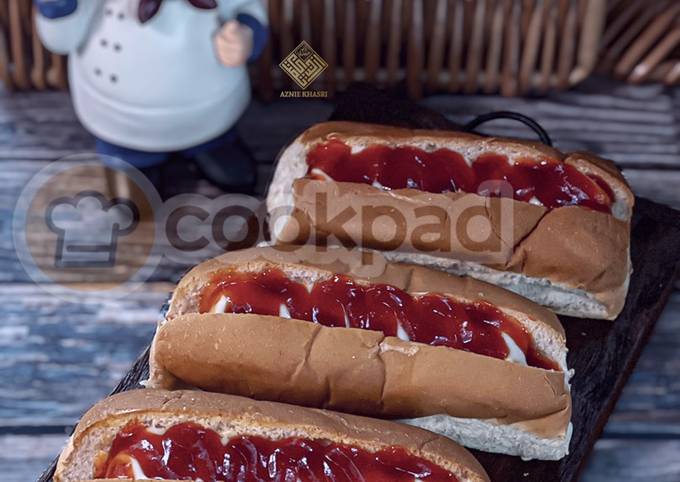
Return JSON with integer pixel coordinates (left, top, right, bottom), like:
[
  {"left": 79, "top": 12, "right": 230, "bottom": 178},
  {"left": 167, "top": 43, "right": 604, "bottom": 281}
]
[
  {"left": 0, "top": 283, "right": 171, "bottom": 427},
  {"left": 582, "top": 440, "right": 680, "bottom": 482},
  {"left": 2, "top": 77, "right": 680, "bottom": 481},
  {"left": 0, "top": 78, "right": 678, "bottom": 168},
  {"left": 480, "top": 198, "right": 680, "bottom": 481},
  {"left": 1, "top": 435, "right": 68, "bottom": 482},
  {"left": 604, "top": 289, "right": 680, "bottom": 437},
  {"left": 2, "top": 80, "right": 680, "bottom": 285},
  {"left": 11, "top": 436, "right": 680, "bottom": 482}
]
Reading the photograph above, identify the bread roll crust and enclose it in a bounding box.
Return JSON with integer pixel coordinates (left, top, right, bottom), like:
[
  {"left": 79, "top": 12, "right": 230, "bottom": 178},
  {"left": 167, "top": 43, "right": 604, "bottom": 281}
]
[
  {"left": 150, "top": 246, "right": 571, "bottom": 460},
  {"left": 55, "top": 389, "right": 490, "bottom": 482},
  {"left": 153, "top": 313, "right": 571, "bottom": 436},
  {"left": 166, "top": 246, "right": 565, "bottom": 341},
  {"left": 266, "top": 121, "right": 633, "bottom": 319}
]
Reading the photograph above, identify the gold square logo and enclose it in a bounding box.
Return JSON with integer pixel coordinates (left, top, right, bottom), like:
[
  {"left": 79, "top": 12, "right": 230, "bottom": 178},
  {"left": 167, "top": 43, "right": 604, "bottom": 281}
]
[{"left": 279, "top": 41, "right": 328, "bottom": 89}]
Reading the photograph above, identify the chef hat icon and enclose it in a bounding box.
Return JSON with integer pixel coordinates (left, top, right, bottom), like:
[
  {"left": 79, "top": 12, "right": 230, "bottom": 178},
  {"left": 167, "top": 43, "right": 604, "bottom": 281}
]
[{"left": 46, "top": 191, "right": 139, "bottom": 268}]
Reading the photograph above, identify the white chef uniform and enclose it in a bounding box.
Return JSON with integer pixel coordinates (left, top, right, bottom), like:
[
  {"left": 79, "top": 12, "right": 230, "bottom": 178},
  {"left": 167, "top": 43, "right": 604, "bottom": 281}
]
[{"left": 36, "top": 0, "right": 267, "bottom": 153}]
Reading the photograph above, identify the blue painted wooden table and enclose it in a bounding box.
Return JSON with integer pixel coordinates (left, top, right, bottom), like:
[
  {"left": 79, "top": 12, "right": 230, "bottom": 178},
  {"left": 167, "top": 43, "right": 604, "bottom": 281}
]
[{"left": 1, "top": 78, "right": 679, "bottom": 481}]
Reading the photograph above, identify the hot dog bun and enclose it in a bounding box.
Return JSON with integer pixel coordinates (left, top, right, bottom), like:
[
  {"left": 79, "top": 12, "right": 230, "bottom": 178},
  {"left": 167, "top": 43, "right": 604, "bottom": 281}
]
[
  {"left": 55, "top": 389, "right": 489, "bottom": 482},
  {"left": 265, "top": 121, "right": 633, "bottom": 320},
  {"left": 149, "top": 246, "right": 572, "bottom": 460}
]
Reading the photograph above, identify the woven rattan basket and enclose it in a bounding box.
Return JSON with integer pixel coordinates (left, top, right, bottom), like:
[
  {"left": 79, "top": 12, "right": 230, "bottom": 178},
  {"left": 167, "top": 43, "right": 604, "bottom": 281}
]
[
  {"left": 1, "top": 0, "right": 606, "bottom": 98},
  {"left": 0, "top": 1, "right": 67, "bottom": 91},
  {"left": 600, "top": 0, "right": 680, "bottom": 85}
]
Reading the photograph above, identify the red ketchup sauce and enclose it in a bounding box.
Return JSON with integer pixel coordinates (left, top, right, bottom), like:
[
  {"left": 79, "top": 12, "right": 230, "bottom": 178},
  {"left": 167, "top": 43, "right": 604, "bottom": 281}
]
[
  {"left": 95, "top": 421, "right": 460, "bottom": 481},
  {"left": 199, "top": 268, "right": 558, "bottom": 371},
  {"left": 306, "top": 139, "right": 613, "bottom": 213}
]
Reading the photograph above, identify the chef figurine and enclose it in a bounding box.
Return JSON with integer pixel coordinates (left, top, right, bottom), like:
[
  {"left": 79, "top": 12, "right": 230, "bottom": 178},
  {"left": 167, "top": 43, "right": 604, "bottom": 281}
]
[{"left": 35, "top": 0, "right": 268, "bottom": 194}]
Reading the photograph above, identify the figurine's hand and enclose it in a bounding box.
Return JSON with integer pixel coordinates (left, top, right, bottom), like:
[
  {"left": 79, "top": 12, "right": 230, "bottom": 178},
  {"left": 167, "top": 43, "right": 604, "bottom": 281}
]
[{"left": 214, "top": 20, "right": 254, "bottom": 67}]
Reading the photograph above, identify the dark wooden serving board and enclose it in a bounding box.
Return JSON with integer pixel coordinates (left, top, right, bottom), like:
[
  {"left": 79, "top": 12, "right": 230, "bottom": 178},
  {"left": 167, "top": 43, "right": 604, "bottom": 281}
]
[{"left": 37, "top": 88, "right": 680, "bottom": 482}]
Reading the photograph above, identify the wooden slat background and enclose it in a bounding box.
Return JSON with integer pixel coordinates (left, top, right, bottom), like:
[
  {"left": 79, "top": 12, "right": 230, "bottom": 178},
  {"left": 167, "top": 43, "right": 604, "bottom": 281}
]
[
  {"left": 1, "top": 0, "right": 606, "bottom": 98},
  {"left": 1, "top": 77, "right": 680, "bottom": 481}
]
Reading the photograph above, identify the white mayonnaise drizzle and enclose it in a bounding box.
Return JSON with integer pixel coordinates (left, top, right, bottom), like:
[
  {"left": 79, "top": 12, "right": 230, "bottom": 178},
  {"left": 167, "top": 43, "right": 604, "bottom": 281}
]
[
  {"left": 212, "top": 295, "right": 229, "bottom": 313},
  {"left": 310, "top": 168, "right": 333, "bottom": 180},
  {"left": 396, "top": 322, "right": 411, "bottom": 341},
  {"left": 279, "top": 303, "right": 291, "bottom": 318},
  {"left": 210, "top": 285, "right": 534, "bottom": 368},
  {"left": 129, "top": 458, "right": 150, "bottom": 480},
  {"left": 502, "top": 332, "right": 528, "bottom": 366},
  {"left": 145, "top": 425, "right": 167, "bottom": 435}
]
